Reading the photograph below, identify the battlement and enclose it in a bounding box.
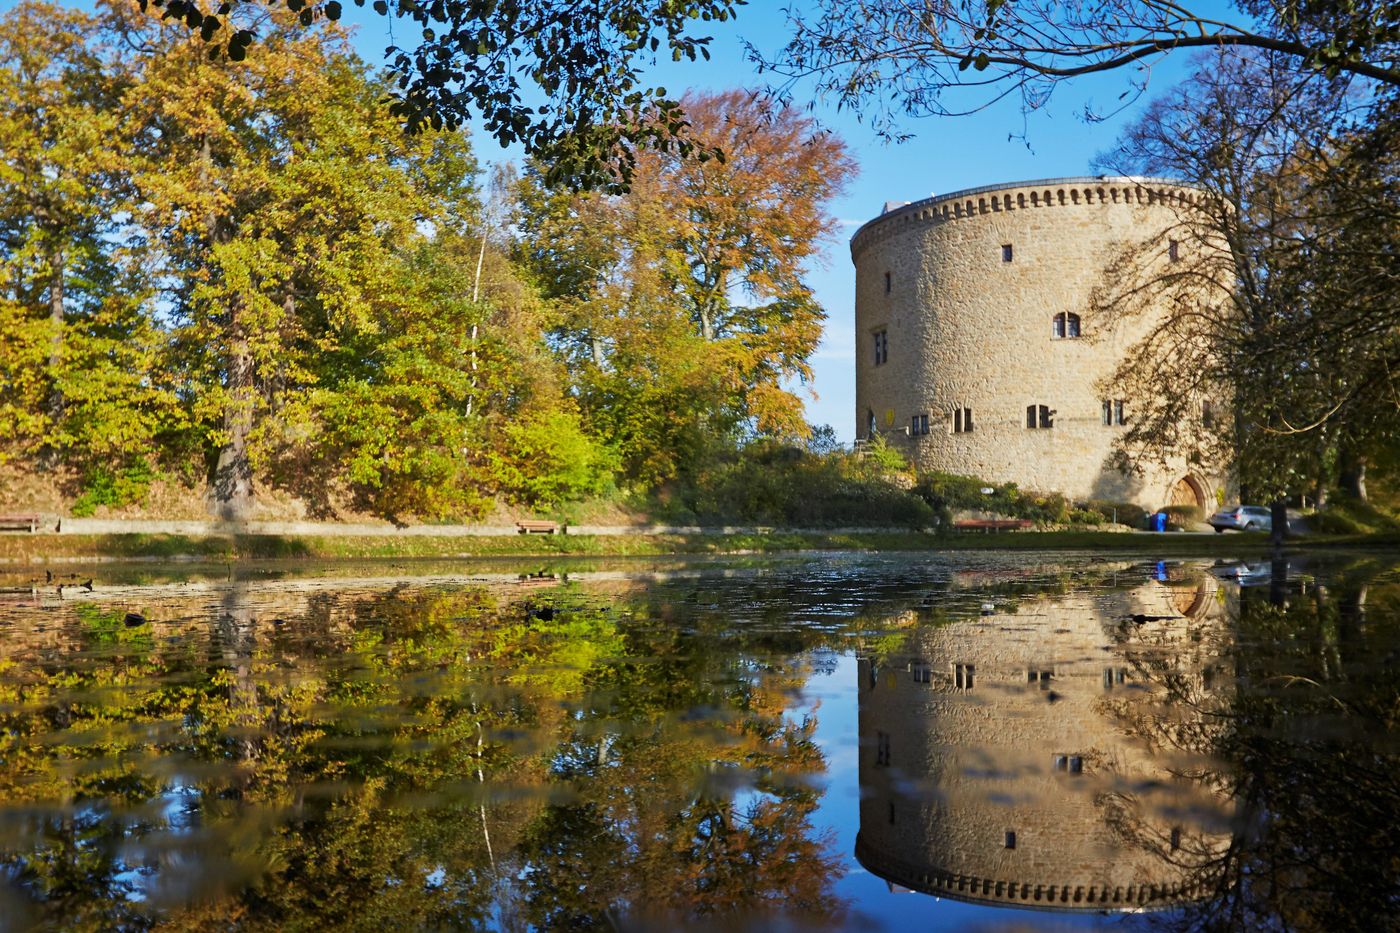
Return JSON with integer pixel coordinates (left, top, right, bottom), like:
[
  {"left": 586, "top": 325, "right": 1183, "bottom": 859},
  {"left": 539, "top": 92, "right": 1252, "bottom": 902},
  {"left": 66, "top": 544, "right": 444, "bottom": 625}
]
[
  {"left": 855, "top": 835, "right": 1204, "bottom": 913},
  {"left": 850, "top": 176, "right": 1204, "bottom": 260}
]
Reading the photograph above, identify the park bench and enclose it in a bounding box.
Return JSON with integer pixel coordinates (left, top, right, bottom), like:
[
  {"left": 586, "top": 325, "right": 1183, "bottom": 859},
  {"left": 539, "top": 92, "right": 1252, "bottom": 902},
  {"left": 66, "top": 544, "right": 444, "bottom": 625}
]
[
  {"left": 0, "top": 513, "right": 41, "bottom": 533},
  {"left": 516, "top": 519, "right": 560, "bottom": 535},
  {"left": 952, "top": 518, "right": 1034, "bottom": 533}
]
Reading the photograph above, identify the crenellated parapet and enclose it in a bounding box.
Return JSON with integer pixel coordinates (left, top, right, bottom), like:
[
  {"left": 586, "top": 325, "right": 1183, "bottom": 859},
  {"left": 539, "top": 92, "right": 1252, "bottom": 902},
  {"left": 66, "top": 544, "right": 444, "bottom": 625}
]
[{"left": 850, "top": 176, "right": 1206, "bottom": 261}]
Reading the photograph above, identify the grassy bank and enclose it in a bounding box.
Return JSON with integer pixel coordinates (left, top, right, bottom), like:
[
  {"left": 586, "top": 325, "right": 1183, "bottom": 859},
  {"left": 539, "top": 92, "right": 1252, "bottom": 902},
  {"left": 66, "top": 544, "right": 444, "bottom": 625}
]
[{"left": 3, "top": 529, "right": 1397, "bottom": 563}]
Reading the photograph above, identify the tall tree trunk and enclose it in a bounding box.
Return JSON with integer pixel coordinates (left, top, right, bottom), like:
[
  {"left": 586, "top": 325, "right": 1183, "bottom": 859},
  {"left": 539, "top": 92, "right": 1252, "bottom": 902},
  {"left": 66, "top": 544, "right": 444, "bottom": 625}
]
[
  {"left": 1339, "top": 447, "right": 1367, "bottom": 500},
  {"left": 46, "top": 247, "right": 64, "bottom": 430},
  {"left": 1269, "top": 499, "right": 1289, "bottom": 551},
  {"left": 213, "top": 302, "right": 255, "bottom": 520},
  {"left": 201, "top": 134, "right": 254, "bottom": 520}
]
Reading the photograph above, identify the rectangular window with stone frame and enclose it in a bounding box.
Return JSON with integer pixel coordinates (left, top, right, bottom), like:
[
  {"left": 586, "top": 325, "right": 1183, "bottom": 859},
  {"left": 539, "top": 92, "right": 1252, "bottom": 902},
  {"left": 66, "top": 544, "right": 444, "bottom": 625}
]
[{"left": 952, "top": 407, "right": 973, "bottom": 433}]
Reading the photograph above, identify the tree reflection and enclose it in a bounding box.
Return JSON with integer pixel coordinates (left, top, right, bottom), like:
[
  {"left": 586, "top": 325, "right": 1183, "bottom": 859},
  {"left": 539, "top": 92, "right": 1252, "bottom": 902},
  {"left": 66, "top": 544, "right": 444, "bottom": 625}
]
[{"left": 0, "top": 576, "right": 848, "bottom": 929}]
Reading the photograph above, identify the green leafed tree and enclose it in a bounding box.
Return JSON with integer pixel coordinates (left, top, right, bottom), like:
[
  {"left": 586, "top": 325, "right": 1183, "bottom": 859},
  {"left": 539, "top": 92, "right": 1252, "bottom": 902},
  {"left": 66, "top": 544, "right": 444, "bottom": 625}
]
[{"left": 0, "top": 2, "right": 182, "bottom": 503}]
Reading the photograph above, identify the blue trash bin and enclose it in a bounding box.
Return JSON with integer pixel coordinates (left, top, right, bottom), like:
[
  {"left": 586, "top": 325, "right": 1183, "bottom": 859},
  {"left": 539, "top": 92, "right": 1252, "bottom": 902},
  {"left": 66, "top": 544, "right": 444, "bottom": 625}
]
[{"left": 1151, "top": 511, "right": 1168, "bottom": 532}]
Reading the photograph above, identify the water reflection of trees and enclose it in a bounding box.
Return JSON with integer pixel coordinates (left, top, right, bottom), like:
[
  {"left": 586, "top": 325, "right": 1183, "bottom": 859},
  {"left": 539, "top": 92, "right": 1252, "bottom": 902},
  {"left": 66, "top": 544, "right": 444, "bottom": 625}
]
[
  {"left": 1153, "top": 571, "right": 1400, "bottom": 932},
  {"left": 1, "top": 559, "right": 1396, "bottom": 930},
  {"left": 0, "top": 579, "right": 850, "bottom": 929}
]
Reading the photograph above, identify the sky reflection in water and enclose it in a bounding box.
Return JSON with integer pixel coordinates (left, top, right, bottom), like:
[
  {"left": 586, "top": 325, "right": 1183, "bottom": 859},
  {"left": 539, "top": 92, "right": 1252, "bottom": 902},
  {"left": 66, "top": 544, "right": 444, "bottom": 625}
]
[{"left": 0, "top": 553, "right": 1396, "bottom": 931}]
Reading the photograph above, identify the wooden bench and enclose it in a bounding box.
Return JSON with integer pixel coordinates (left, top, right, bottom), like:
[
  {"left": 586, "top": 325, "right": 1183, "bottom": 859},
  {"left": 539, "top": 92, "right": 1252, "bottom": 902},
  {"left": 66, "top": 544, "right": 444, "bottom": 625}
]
[
  {"left": 0, "top": 513, "right": 41, "bottom": 533},
  {"left": 516, "top": 519, "right": 560, "bottom": 535},
  {"left": 952, "top": 518, "right": 1034, "bottom": 533}
]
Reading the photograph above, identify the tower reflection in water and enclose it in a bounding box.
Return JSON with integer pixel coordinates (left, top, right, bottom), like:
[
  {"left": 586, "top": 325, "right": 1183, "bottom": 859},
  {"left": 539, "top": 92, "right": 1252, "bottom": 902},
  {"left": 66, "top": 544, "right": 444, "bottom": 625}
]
[{"left": 855, "top": 566, "right": 1234, "bottom": 914}]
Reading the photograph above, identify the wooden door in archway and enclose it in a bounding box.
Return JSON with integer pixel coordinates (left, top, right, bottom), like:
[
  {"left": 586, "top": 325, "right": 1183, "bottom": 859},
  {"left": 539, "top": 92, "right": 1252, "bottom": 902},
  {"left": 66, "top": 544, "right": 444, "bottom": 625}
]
[{"left": 1169, "top": 475, "right": 1206, "bottom": 510}]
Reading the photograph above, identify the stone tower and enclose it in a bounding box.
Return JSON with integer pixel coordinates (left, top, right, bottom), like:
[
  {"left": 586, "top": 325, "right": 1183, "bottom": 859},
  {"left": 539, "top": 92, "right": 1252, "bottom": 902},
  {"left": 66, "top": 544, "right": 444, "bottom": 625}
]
[
  {"left": 855, "top": 569, "right": 1234, "bottom": 912},
  {"left": 851, "top": 177, "right": 1227, "bottom": 511}
]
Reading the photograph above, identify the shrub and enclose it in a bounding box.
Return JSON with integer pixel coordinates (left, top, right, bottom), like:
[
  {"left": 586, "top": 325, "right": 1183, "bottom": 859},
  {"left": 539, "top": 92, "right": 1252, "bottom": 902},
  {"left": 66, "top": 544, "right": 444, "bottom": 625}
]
[
  {"left": 493, "top": 410, "right": 618, "bottom": 508},
  {"left": 1078, "top": 499, "right": 1148, "bottom": 529},
  {"left": 664, "top": 439, "right": 933, "bottom": 527},
  {"left": 1161, "top": 504, "right": 1204, "bottom": 524},
  {"left": 70, "top": 461, "right": 158, "bottom": 517}
]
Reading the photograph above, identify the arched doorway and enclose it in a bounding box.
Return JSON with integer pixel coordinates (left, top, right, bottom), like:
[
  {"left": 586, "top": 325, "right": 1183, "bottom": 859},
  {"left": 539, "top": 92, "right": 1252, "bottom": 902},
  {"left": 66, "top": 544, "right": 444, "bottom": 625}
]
[{"left": 1167, "top": 475, "right": 1207, "bottom": 511}]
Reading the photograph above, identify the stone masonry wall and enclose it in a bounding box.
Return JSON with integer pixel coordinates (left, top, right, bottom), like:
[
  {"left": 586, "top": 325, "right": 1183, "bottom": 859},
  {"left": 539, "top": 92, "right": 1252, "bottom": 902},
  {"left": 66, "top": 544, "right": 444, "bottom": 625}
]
[{"left": 851, "top": 178, "right": 1229, "bottom": 511}]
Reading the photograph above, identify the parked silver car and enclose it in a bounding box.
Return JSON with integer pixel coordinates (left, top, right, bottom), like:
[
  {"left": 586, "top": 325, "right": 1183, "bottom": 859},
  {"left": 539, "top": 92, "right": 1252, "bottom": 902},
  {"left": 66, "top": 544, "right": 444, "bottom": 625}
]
[{"left": 1208, "top": 505, "right": 1273, "bottom": 533}]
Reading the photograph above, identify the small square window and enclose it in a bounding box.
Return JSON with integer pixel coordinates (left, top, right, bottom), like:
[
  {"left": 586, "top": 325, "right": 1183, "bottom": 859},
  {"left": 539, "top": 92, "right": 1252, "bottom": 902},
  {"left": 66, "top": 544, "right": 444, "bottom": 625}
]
[
  {"left": 952, "top": 407, "right": 973, "bottom": 433},
  {"left": 1002, "top": 244, "right": 1013, "bottom": 262},
  {"left": 1069, "top": 756, "right": 1083, "bottom": 774},
  {"left": 1004, "top": 830, "right": 1017, "bottom": 849},
  {"left": 954, "top": 662, "right": 975, "bottom": 690},
  {"left": 911, "top": 414, "right": 929, "bottom": 436},
  {"left": 911, "top": 660, "right": 932, "bottom": 683}
]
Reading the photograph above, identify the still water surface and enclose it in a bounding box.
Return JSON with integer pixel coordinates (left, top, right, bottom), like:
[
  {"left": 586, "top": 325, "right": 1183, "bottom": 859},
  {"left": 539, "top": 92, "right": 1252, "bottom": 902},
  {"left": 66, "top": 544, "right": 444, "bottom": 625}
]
[{"left": 0, "top": 553, "right": 1396, "bottom": 931}]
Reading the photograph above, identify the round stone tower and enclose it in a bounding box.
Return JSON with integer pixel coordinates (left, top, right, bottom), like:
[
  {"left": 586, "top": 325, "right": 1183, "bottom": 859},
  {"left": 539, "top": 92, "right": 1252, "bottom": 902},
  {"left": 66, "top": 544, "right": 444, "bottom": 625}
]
[
  {"left": 851, "top": 177, "right": 1225, "bottom": 511},
  {"left": 855, "top": 571, "right": 1234, "bottom": 912}
]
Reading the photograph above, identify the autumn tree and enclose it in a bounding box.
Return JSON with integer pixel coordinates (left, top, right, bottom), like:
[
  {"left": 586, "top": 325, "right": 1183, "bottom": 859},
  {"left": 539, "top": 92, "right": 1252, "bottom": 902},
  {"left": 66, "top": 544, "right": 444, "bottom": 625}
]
[
  {"left": 124, "top": 0, "right": 746, "bottom": 190},
  {"left": 0, "top": 2, "right": 176, "bottom": 484},
  {"left": 516, "top": 90, "right": 855, "bottom": 485},
  {"left": 1089, "top": 50, "right": 1399, "bottom": 505},
  {"left": 105, "top": 0, "right": 526, "bottom": 519}
]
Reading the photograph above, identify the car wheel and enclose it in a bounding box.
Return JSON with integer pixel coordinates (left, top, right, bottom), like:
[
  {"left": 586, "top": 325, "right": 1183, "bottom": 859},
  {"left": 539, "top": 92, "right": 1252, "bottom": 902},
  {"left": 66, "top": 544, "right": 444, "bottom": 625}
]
[
  {"left": 1243, "top": 521, "right": 1256, "bottom": 531},
  {"left": 1214, "top": 527, "right": 1224, "bottom": 534}
]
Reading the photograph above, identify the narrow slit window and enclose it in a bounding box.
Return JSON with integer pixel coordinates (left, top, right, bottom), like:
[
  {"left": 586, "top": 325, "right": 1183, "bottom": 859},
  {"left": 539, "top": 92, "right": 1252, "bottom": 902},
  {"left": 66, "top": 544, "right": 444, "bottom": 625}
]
[
  {"left": 1002, "top": 243, "right": 1014, "bottom": 262},
  {"left": 876, "top": 731, "right": 892, "bottom": 767},
  {"left": 1169, "top": 239, "right": 1180, "bottom": 262},
  {"left": 884, "top": 270, "right": 892, "bottom": 293}
]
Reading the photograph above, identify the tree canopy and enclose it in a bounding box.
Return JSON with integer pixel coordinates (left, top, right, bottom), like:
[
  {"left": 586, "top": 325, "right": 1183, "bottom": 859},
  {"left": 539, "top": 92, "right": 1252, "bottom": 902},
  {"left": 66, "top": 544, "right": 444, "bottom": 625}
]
[
  {"left": 131, "top": 0, "right": 746, "bottom": 190},
  {"left": 758, "top": 0, "right": 1400, "bottom": 136},
  {"left": 0, "top": 2, "right": 853, "bottom": 522}
]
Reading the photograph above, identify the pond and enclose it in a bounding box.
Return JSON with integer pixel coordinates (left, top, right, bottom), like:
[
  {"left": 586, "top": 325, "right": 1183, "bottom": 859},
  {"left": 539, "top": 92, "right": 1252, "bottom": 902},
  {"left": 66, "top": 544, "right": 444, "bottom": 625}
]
[{"left": 0, "top": 552, "right": 1396, "bottom": 931}]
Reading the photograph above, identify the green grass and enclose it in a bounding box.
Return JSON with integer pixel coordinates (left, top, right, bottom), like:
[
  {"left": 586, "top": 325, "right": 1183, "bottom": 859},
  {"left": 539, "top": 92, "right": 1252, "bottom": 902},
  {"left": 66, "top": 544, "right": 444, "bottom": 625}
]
[{"left": 5, "top": 527, "right": 1393, "bottom": 564}]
